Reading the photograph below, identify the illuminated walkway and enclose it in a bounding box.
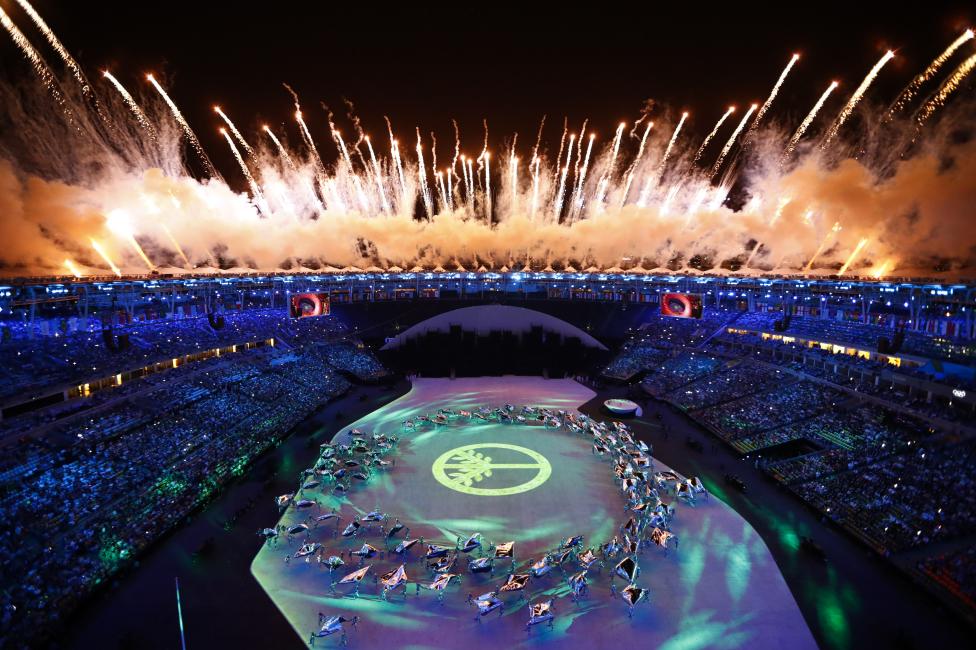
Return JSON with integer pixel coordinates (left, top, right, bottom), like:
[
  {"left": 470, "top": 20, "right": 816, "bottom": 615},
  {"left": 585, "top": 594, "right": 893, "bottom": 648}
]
[{"left": 252, "top": 377, "right": 815, "bottom": 649}]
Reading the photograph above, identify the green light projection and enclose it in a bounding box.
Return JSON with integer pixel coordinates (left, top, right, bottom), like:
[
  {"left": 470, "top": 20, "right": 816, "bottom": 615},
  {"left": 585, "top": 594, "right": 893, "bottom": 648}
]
[
  {"left": 251, "top": 377, "right": 816, "bottom": 649},
  {"left": 431, "top": 443, "right": 552, "bottom": 496}
]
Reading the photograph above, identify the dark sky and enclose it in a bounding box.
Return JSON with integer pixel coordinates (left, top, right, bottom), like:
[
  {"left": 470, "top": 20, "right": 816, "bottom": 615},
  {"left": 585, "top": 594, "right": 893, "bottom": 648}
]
[{"left": 2, "top": 1, "right": 974, "bottom": 173}]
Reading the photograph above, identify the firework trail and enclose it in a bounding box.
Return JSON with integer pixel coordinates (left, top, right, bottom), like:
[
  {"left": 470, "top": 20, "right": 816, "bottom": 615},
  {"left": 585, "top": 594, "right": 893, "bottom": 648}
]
[
  {"left": 466, "top": 157, "right": 475, "bottom": 206},
  {"left": 821, "top": 50, "right": 895, "bottom": 149},
  {"left": 458, "top": 155, "right": 470, "bottom": 203},
  {"left": 805, "top": 222, "right": 842, "bottom": 270},
  {"left": 711, "top": 103, "right": 757, "bottom": 178},
  {"left": 530, "top": 155, "right": 542, "bottom": 218},
  {"left": 595, "top": 122, "right": 626, "bottom": 206},
  {"left": 553, "top": 134, "right": 575, "bottom": 217},
  {"left": 660, "top": 182, "right": 680, "bottom": 216},
  {"left": 90, "top": 239, "right": 122, "bottom": 277},
  {"left": 684, "top": 187, "right": 708, "bottom": 219},
  {"left": 639, "top": 113, "right": 688, "bottom": 206},
  {"left": 263, "top": 124, "right": 323, "bottom": 211},
  {"left": 872, "top": 258, "right": 894, "bottom": 278},
  {"left": 693, "top": 107, "right": 734, "bottom": 164},
  {"left": 293, "top": 109, "right": 325, "bottom": 172},
  {"left": 552, "top": 118, "right": 568, "bottom": 186},
  {"left": 783, "top": 81, "right": 839, "bottom": 158},
  {"left": 553, "top": 166, "right": 569, "bottom": 219},
  {"left": 571, "top": 134, "right": 595, "bottom": 218},
  {"left": 262, "top": 125, "right": 294, "bottom": 167},
  {"left": 0, "top": 6, "right": 72, "bottom": 117},
  {"left": 106, "top": 209, "right": 157, "bottom": 271},
  {"left": 64, "top": 258, "right": 82, "bottom": 278},
  {"left": 531, "top": 115, "right": 546, "bottom": 162},
  {"left": 161, "top": 224, "right": 190, "bottom": 267},
  {"left": 214, "top": 106, "right": 254, "bottom": 157},
  {"left": 509, "top": 154, "right": 519, "bottom": 214},
  {"left": 889, "top": 29, "right": 974, "bottom": 116},
  {"left": 147, "top": 74, "right": 216, "bottom": 176},
  {"left": 769, "top": 196, "right": 792, "bottom": 226},
  {"left": 446, "top": 167, "right": 454, "bottom": 211},
  {"left": 916, "top": 52, "right": 976, "bottom": 126},
  {"left": 619, "top": 122, "right": 652, "bottom": 208},
  {"left": 483, "top": 152, "right": 492, "bottom": 223},
  {"left": 102, "top": 70, "right": 156, "bottom": 139},
  {"left": 751, "top": 54, "right": 800, "bottom": 131},
  {"left": 415, "top": 130, "right": 433, "bottom": 218},
  {"left": 334, "top": 129, "right": 371, "bottom": 212},
  {"left": 839, "top": 237, "right": 869, "bottom": 274},
  {"left": 220, "top": 128, "right": 266, "bottom": 214},
  {"left": 660, "top": 112, "right": 688, "bottom": 171},
  {"left": 436, "top": 171, "right": 448, "bottom": 210},
  {"left": 14, "top": 0, "right": 95, "bottom": 98},
  {"left": 364, "top": 136, "right": 390, "bottom": 213},
  {"left": 744, "top": 197, "right": 792, "bottom": 266},
  {"left": 571, "top": 119, "right": 588, "bottom": 190}
]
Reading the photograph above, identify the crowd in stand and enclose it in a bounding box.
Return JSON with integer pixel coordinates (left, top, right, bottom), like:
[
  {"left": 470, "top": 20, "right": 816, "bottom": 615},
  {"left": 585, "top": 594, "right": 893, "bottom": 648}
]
[
  {"left": 794, "top": 439, "right": 976, "bottom": 552},
  {"left": 0, "top": 308, "right": 363, "bottom": 404},
  {"left": 601, "top": 311, "right": 733, "bottom": 380},
  {"left": 733, "top": 310, "right": 975, "bottom": 364},
  {"left": 0, "top": 310, "right": 387, "bottom": 645},
  {"left": 603, "top": 306, "right": 976, "bottom": 617},
  {"left": 920, "top": 544, "right": 976, "bottom": 610}
]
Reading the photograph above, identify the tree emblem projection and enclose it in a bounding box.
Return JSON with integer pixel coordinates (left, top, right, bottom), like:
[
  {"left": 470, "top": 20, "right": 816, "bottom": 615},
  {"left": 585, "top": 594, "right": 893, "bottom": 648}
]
[{"left": 431, "top": 443, "right": 552, "bottom": 496}]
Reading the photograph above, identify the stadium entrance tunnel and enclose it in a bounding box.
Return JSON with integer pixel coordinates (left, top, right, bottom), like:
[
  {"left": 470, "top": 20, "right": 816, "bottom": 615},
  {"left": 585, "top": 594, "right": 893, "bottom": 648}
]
[{"left": 352, "top": 303, "right": 617, "bottom": 377}]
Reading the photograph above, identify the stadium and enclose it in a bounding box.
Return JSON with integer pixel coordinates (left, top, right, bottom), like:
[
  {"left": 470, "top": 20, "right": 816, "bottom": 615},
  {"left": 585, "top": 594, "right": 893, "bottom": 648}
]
[{"left": 1, "top": 3, "right": 976, "bottom": 650}]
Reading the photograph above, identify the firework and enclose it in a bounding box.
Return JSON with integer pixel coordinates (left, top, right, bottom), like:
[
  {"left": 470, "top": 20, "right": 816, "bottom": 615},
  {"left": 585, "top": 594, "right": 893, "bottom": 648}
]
[
  {"left": 552, "top": 118, "right": 568, "bottom": 186},
  {"left": 90, "top": 239, "right": 122, "bottom": 277},
  {"left": 839, "top": 237, "right": 870, "bottom": 274},
  {"left": 805, "top": 222, "right": 842, "bottom": 271},
  {"left": 161, "top": 224, "right": 191, "bottom": 267},
  {"left": 215, "top": 106, "right": 254, "bottom": 157},
  {"left": 0, "top": 6, "right": 71, "bottom": 114},
  {"left": 466, "top": 158, "right": 475, "bottom": 206},
  {"left": 64, "top": 258, "right": 82, "bottom": 278},
  {"left": 262, "top": 125, "right": 294, "bottom": 167},
  {"left": 890, "top": 29, "right": 974, "bottom": 116},
  {"left": 784, "top": 81, "right": 839, "bottom": 158},
  {"left": 365, "top": 136, "right": 390, "bottom": 213},
  {"left": 711, "top": 104, "right": 757, "bottom": 178},
  {"left": 553, "top": 166, "right": 569, "bottom": 220},
  {"left": 509, "top": 154, "right": 519, "bottom": 214},
  {"left": 220, "top": 129, "right": 266, "bottom": 214},
  {"left": 416, "top": 131, "right": 433, "bottom": 217},
  {"left": 446, "top": 167, "right": 454, "bottom": 211},
  {"left": 916, "top": 52, "right": 976, "bottom": 126},
  {"left": 619, "top": 122, "right": 652, "bottom": 208},
  {"left": 15, "top": 0, "right": 94, "bottom": 99},
  {"left": 595, "top": 122, "right": 626, "bottom": 206},
  {"left": 147, "top": 74, "right": 216, "bottom": 176},
  {"left": 103, "top": 71, "right": 156, "bottom": 139},
  {"left": 693, "top": 107, "right": 734, "bottom": 164},
  {"left": 436, "top": 170, "right": 448, "bottom": 210},
  {"left": 660, "top": 112, "right": 688, "bottom": 172},
  {"left": 872, "top": 258, "right": 894, "bottom": 278},
  {"left": 821, "top": 51, "right": 895, "bottom": 149},
  {"left": 483, "top": 152, "right": 492, "bottom": 223},
  {"left": 553, "top": 134, "right": 575, "bottom": 217},
  {"left": 751, "top": 54, "right": 800, "bottom": 131},
  {"left": 530, "top": 155, "right": 542, "bottom": 218},
  {"left": 571, "top": 134, "right": 595, "bottom": 217}
]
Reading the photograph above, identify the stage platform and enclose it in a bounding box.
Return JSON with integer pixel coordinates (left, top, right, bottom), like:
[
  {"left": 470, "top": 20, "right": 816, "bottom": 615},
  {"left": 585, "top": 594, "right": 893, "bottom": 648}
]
[{"left": 252, "top": 377, "right": 815, "bottom": 649}]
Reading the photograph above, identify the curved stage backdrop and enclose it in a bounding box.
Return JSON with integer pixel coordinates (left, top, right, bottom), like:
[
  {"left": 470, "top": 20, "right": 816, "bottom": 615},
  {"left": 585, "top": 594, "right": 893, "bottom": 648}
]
[{"left": 251, "top": 377, "right": 815, "bottom": 648}]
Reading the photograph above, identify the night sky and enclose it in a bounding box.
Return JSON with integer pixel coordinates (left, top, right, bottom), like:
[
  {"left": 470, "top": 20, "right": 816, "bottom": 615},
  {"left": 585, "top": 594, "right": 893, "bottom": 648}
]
[{"left": 1, "top": 1, "right": 974, "bottom": 174}]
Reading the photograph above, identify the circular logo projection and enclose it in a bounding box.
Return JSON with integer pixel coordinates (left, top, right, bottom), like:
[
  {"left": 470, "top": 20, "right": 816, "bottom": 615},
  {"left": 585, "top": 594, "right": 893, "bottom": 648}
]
[{"left": 432, "top": 443, "right": 552, "bottom": 496}]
